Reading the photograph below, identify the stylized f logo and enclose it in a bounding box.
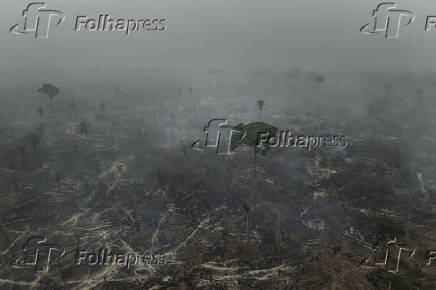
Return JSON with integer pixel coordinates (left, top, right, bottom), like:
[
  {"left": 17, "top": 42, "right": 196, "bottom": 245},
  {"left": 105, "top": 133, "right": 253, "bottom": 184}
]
[
  {"left": 10, "top": 2, "right": 65, "bottom": 39},
  {"left": 361, "top": 2, "right": 414, "bottom": 39},
  {"left": 11, "top": 236, "right": 65, "bottom": 273},
  {"left": 192, "top": 119, "right": 246, "bottom": 155}
]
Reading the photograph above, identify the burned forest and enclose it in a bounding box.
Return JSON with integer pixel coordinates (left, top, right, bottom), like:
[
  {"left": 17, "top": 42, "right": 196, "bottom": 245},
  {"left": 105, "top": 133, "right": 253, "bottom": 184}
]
[{"left": 0, "top": 68, "right": 434, "bottom": 289}]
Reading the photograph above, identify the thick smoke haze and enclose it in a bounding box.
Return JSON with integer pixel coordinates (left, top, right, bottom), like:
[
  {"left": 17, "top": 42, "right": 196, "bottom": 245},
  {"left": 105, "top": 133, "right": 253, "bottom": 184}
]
[
  {"left": 0, "top": 1, "right": 435, "bottom": 289},
  {"left": 1, "top": 0, "right": 436, "bottom": 81}
]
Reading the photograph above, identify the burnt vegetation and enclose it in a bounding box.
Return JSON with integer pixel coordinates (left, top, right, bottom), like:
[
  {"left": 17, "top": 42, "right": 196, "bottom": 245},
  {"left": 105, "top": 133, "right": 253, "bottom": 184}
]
[{"left": 0, "top": 69, "right": 435, "bottom": 289}]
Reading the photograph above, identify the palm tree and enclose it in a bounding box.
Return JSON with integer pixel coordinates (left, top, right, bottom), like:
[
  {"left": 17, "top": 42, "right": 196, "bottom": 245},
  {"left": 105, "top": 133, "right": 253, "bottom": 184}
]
[
  {"left": 38, "top": 83, "right": 60, "bottom": 101},
  {"left": 38, "top": 83, "right": 60, "bottom": 117},
  {"left": 256, "top": 100, "right": 265, "bottom": 111}
]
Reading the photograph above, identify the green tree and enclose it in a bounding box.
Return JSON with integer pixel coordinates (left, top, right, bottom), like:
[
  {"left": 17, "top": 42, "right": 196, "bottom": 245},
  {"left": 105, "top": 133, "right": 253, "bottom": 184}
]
[{"left": 231, "top": 122, "right": 278, "bottom": 180}]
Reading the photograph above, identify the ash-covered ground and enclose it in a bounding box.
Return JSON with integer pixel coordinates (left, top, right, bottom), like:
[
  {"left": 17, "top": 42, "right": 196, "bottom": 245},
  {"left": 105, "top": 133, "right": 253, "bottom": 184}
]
[{"left": 0, "top": 69, "right": 435, "bottom": 289}]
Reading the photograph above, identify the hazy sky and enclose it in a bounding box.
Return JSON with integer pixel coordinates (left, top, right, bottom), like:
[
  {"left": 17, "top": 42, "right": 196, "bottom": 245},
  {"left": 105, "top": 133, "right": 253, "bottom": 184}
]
[{"left": 1, "top": 0, "right": 436, "bottom": 78}]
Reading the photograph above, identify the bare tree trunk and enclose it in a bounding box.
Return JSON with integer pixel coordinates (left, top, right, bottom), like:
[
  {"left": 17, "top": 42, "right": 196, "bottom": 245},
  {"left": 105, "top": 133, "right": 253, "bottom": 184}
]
[
  {"left": 252, "top": 148, "right": 258, "bottom": 228},
  {"left": 245, "top": 212, "right": 249, "bottom": 242},
  {"left": 276, "top": 208, "right": 281, "bottom": 253},
  {"left": 225, "top": 154, "right": 231, "bottom": 191},
  {"left": 253, "top": 148, "right": 257, "bottom": 180},
  {"left": 152, "top": 112, "right": 156, "bottom": 134}
]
